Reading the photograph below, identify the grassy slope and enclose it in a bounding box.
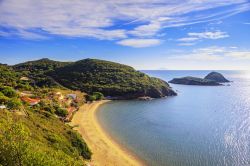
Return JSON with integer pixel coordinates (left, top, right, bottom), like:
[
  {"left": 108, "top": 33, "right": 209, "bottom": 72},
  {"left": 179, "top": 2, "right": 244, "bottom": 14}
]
[{"left": 0, "top": 64, "right": 91, "bottom": 165}]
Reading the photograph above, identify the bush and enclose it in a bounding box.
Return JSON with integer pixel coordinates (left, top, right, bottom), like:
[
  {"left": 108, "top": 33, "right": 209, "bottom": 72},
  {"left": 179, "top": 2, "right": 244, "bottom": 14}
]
[
  {"left": 67, "top": 130, "right": 92, "bottom": 159},
  {"left": 1, "top": 86, "right": 17, "bottom": 98},
  {"left": 86, "top": 92, "right": 104, "bottom": 101},
  {"left": 0, "top": 118, "right": 84, "bottom": 166},
  {"left": 55, "top": 108, "right": 68, "bottom": 117},
  {"left": 86, "top": 95, "right": 96, "bottom": 102},
  {"left": 6, "top": 98, "right": 22, "bottom": 110},
  {"left": 43, "top": 106, "right": 55, "bottom": 114},
  {"left": 0, "top": 92, "right": 9, "bottom": 104},
  {"left": 93, "top": 92, "right": 104, "bottom": 100}
]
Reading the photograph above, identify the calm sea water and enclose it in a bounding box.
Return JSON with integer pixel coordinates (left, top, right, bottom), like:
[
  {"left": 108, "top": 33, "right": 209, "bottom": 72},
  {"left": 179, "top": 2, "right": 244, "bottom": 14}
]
[{"left": 96, "top": 70, "right": 250, "bottom": 166}]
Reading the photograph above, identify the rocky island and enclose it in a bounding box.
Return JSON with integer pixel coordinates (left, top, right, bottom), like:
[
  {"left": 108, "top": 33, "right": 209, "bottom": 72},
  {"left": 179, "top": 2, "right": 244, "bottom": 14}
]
[
  {"left": 169, "top": 72, "right": 230, "bottom": 86},
  {"left": 169, "top": 76, "right": 221, "bottom": 86}
]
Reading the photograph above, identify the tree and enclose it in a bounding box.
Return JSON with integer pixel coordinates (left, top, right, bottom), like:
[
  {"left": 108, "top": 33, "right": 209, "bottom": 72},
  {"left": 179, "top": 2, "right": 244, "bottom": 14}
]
[
  {"left": 86, "top": 95, "right": 96, "bottom": 102},
  {"left": 0, "top": 92, "right": 9, "bottom": 104},
  {"left": 93, "top": 92, "right": 104, "bottom": 100},
  {"left": 55, "top": 108, "right": 68, "bottom": 117},
  {"left": 1, "top": 86, "right": 17, "bottom": 98},
  {"left": 6, "top": 98, "right": 22, "bottom": 110}
]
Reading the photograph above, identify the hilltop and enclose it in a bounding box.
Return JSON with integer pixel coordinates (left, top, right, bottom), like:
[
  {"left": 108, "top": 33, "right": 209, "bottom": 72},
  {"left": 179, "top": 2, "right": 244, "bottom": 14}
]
[
  {"left": 204, "top": 72, "right": 230, "bottom": 83},
  {"left": 14, "top": 58, "right": 72, "bottom": 87}
]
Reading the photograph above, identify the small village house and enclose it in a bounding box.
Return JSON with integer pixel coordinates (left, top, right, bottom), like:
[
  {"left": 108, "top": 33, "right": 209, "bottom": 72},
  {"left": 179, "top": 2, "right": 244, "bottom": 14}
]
[
  {"left": 21, "top": 96, "right": 40, "bottom": 106},
  {"left": 67, "top": 94, "right": 77, "bottom": 100},
  {"left": 0, "top": 105, "right": 6, "bottom": 109}
]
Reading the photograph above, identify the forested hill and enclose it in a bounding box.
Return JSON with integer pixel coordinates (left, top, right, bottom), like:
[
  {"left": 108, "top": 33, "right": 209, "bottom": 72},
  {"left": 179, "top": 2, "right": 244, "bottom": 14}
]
[
  {"left": 14, "top": 58, "right": 71, "bottom": 73},
  {"left": 13, "top": 58, "right": 72, "bottom": 87},
  {"left": 14, "top": 58, "right": 176, "bottom": 99},
  {"left": 49, "top": 59, "right": 177, "bottom": 98}
]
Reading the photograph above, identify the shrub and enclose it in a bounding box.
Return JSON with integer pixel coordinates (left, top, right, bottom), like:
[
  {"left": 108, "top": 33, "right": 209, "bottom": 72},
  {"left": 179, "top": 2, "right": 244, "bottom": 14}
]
[
  {"left": 0, "top": 92, "right": 9, "bottom": 104},
  {"left": 6, "top": 98, "right": 22, "bottom": 110},
  {"left": 43, "top": 106, "right": 55, "bottom": 114},
  {"left": 1, "top": 86, "right": 17, "bottom": 98},
  {"left": 55, "top": 108, "right": 68, "bottom": 117},
  {"left": 67, "top": 130, "right": 92, "bottom": 159},
  {"left": 86, "top": 95, "right": 96, "bottom": 102},
  {"left": 93, "top": 92, "right": 104, "bottom": 100},
  {"left": 0, "top": 118, "right": 84, "bottom": 166}
]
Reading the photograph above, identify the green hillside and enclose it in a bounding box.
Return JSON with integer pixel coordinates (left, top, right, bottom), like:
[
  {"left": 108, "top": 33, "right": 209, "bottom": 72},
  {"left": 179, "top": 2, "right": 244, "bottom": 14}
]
[
  {"left": 49, "top": 59, "right": 176, "bottom": 98},
  {"left": 0, "top": 64, "right": 91, "bottom": 166}
]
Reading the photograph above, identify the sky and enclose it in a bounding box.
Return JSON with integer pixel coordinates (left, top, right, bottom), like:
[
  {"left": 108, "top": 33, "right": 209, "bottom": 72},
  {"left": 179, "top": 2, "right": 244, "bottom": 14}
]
[{"left": 0, "top": 0, "right": 250, "bottom": 70}]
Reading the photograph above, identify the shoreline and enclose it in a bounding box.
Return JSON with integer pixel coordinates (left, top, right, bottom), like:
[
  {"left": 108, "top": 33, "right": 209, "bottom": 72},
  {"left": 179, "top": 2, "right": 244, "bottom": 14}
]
[{"left": 70, "top": 100, "right": 143, "bottom": 166}]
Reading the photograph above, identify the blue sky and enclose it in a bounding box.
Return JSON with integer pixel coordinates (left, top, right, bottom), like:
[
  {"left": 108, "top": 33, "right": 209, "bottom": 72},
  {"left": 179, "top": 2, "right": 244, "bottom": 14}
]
[{"left": 0, "top": 0, "right": 250, "bottom": 70}]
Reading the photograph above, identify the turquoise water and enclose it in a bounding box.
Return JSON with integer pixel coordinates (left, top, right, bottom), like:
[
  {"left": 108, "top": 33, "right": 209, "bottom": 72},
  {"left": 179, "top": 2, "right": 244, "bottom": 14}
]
[{"left": 96, "top": 71, "right": 250, "bottom": 166}]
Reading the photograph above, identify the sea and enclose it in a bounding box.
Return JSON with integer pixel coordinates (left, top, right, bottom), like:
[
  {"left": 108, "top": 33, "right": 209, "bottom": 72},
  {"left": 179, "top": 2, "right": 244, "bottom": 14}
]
[{"left": 96, "top": 70, "right": 250, "bottom": 166}]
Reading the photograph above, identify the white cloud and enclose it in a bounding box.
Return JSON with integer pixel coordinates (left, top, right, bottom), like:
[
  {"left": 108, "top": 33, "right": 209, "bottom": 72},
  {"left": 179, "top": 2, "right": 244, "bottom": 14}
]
[
  {"left": 117, "top": 39, "right": 161, "bottom": 48},
  {"left": 178, "top": 42, "right": 196, "bottom": 46},
  {"left": 188, "top": 31, "right": 229, "bottom": 39},
  {"left": 169, "top": 46, "right": 224, "bottom": 61},
  {"left": 177, "top": 31, "right": 229, "bottom": 46},
  {"left": 168, "top": 46, "right": 250, "bottom": 61},
  {"left": 177, "top": 37, "right": 199, "bottom": 42},
  {"left": 0, "top": 29, "right": 48, "bottom": 40},
  {"left": 128, "top": 21, "right": 162, "bottom": 37},
  {"left": 0, "top": 0, "right": 249, "bottom": 45}
]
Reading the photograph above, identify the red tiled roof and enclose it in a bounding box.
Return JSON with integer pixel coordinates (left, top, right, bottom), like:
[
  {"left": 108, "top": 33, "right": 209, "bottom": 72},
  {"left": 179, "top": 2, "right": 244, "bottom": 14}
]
[{"left": 21, "top": 97, "right": 40, "bottom": 104}]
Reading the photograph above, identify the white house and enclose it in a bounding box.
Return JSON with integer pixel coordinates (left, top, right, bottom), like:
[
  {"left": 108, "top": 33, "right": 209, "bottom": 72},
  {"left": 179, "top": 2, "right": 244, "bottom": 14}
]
[
  {"left": 0, "top": 105, "right": 6, "bottom": 109},
  {"left": 67, "top": 94, "right": 77, "bottom": 100}
]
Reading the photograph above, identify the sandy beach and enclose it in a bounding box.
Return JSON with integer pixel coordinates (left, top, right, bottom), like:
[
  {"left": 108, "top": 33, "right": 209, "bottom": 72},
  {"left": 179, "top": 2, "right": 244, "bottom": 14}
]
[{"left": 70, "top": 100, "right": 143, "bottom": 166}]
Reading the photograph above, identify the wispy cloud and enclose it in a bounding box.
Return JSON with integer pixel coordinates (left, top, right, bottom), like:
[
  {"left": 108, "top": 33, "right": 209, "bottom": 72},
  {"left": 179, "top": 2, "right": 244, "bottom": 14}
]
[
  {"left": 0, "top": 29, "right": 48, "bottom": 40},
  {"left": 117, "top": 39, "right": 161, "bottom": 48},
  {"left": 177, "top": 37, "right": 199, "bottom": 42},
  {"left": 169, "top": 46, "right": 250, "bottom": 61},
  {"left": 177, "top": 31, "right": 229, "bottom": 46},
  {"left": 178, "top": 42, "right": 196, "bottom": 46},
  {"left": 0, "top": 0, "right": 249, "bottom": 47},
  {"left": 188, "top": 31, "right": 229, "bottom": 39}
]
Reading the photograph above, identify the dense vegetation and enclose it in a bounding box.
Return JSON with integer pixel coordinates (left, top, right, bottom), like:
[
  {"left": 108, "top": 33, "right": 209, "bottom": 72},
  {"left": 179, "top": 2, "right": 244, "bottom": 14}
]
[
  {"left": 13, "top": 58, "right": 176, "bottom": 98},
  {"left": 50, "top": 59, "right": 176, "bottom": 98},
  {"left": 0, "top": 111, "right": 91, "bottom": 166},
  {"left": 86, "top": 92, "right": 104, "bottom": 101},
  {"left": 0, "top": 63, "right": 91, "bottom": 165}
]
